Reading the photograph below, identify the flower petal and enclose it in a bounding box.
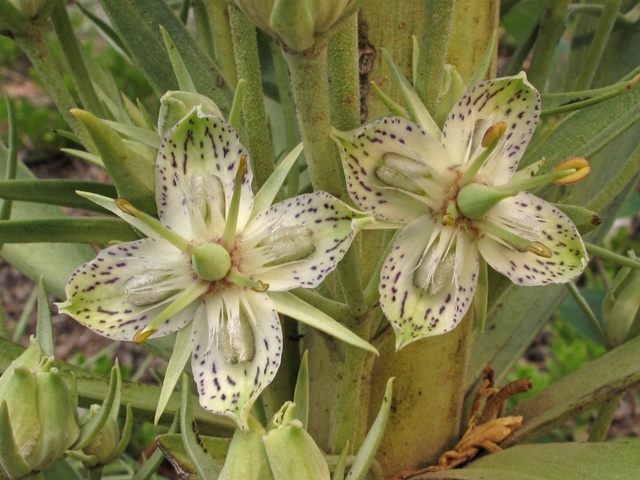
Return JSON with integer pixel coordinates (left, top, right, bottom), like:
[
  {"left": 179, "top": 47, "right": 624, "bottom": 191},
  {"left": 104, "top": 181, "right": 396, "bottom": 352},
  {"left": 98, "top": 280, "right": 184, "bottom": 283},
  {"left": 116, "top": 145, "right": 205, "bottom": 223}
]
[
  {"left": 379, "top": 216, "right": 479, "bottom": 349},
  {"left": 442, "top": 73, "right": 540, "bottom": 185},
  {"left": 240, "top": 192, "right": 361, "bottom": 290},
  {"left": 191, "top": 288, "right": 282, "bottom": 430},
  {"left": 57, "top": 238, "right": 197, "bottom": 341},
  {"left": 156, "top": 108, "right": 253, "bottom": 242},
  {"left": 333, "top": 117, "right": 451, "bottom": 223},
  {"left": 477, "top": 191, "right": 588, "bottom": 286}
]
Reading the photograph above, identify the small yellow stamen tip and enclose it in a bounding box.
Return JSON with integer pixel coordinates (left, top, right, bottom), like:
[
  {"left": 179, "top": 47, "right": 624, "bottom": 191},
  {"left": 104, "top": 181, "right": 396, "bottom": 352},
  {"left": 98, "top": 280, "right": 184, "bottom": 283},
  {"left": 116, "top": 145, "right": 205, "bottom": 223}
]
[
  {"left": 553, "top": 157, "right": 590, "bottom": 184},
  {"left": 237, "top": 155, "right": 248, "bottom": 180},
  {"left": 481, "top": 122, "right": 508, "bottom": 148},
  {"left": 527, "top": 242, "right": 552, "bottom": 258},
  {"left": 253, "top": 280, "right": 269, "bottom": 293},
  {"left": 442, "top": 214, "right": 455, "bottom": 226},
  {"left": 134, "top": 328, "right": 157, "bottom": 343},
  {"left": 115, "top": 198, "right": 137, "bottom": 215}
]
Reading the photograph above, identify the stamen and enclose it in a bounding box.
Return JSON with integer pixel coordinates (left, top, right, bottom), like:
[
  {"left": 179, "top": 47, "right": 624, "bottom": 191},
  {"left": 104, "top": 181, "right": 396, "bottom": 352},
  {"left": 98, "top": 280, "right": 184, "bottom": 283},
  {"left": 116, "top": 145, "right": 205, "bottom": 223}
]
[
  {"left": 527, "top": 242, "right": 552, "bottom": 258},
  {"left": 134, "top": 280, "right": 210, "bottom": 343},
  {"left": 474, "top": 218, "right": 551, "bottom": 255},
  {"left": 459, "top": 122, "right": 507, "bottom": 186},
  {"left": 216, "top": 308, "right": 255, "bottom": 364},
  {"left": 222, "top": 155, "right": 248, "bottom": 250},
  {"left": 553, "top": 157, "right": 590, "bottom": 184},
  {"left": 115, "top": 198, "right": 191, "bottom": 253},
  {"left": 226, "top": 268, "right": 269, "bottom": 292}
]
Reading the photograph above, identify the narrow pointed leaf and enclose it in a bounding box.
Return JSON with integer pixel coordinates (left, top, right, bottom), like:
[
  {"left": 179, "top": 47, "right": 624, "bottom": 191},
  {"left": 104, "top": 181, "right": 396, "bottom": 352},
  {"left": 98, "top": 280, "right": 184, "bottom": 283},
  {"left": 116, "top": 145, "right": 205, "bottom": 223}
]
[
  {"left": 61, "top": 148, "right": 104, "bottom": 167},
  {"left": 102, "top": 120, "right": 161, "bottom": 149},
  {"left": 229, "top": 79, "right": 245, "bottom": 133},
  {"left": 345, "top": 378, "right": 393, "bottom": 480},
  {"left": 54, "top": 129, "right": 81, "bottom": 144},
  {"left": 1, "top": 91, "right": 17, "bottom": 222},
  {"left": 0, "top": 180, "right": 116, "bottom": 212},
  {"left": 180, "top": 374, "right": 221, "bottom": 480},
  {"left": 72, "top": 109, "right": 155, "bottom": 213},
  {"left": 293, "top": 350, "right": 309, "bottom": 430},
  {"left": 0, "top": 218, "right": 139, "bottom": 244},
  {"left": 121, "top": 93, "right": 149, "bottom": 129},
  {"left": 251, "top": 142, "right": 303, "bottom": 220},
  {"left": 155, "top": 323, "right": 192, "bottom": 425},
  {"left": 161, "top": 26, "right": 197, "bottom": 93},
  {"left": 110, "top": 360, "right": 122, "bottom": 422},
  {"left": 77, "top": 3, "right": 132, "bottom": 60},
  {"left": 467, "top": 30, "right": 498, "bottom": 88},
  {"left": 104, "top": 403, "right": 133, "bottom": 464},
  {"left": 382, "top": 49, "right": 440, "bottom": 138},
  {"left": 370, "top": 81, "right": 411, "bottom": 120},
  {"left": 269, "top": 291, "right": 378, "bottom": 355},
  {"left": 136, "top": 98, "right": 155, "bottom": 131},
  {"left": 36, "top": 277, "right": 54, "bottom": 357},
  {"left": 332, "top": 442, "right": 350, "bottom": 480},
  {"left": 434, "top": 66, "right": 465, "bottom": 129},
  {"left": 0, "top": 401, "right": 32, "bottom": 479}
]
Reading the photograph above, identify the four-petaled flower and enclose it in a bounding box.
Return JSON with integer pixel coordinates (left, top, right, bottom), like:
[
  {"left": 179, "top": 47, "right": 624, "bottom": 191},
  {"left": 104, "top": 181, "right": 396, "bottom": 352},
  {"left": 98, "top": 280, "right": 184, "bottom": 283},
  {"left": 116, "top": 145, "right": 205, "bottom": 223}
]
[
  {"left": 58, "top": 107, "right": 372, "bottom": 428},
  {"left": 333, "top": 73, "right": 588, "bottom": 349}
]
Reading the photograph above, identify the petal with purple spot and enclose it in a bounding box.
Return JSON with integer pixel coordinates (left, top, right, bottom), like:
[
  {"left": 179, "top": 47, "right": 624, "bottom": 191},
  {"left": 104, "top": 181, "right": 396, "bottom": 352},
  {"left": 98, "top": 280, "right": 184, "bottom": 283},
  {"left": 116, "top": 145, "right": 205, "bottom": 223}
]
[
  {"left": 156, "top": 108, "right": 253, "bottom": 242},
  {"left": 57, "top": 238, "right": 197, "bottom": 341},
  {"left": 191, "top": 288, "right": 282, "bottom": 430},
  {"left": 379, "top": 216, "right": 479, "bottom": 349},
  {"left": 333, "top": 117, "right": 452, "bottom": 223},
  {"left": 477, "top": 191, "right": 587, "bottom": 286},
  {"left": 442, "top": 73, "right": 540, "bottom": 186},
  {"left": 240, "top": 192, "right": 360, "bottom": 291}
]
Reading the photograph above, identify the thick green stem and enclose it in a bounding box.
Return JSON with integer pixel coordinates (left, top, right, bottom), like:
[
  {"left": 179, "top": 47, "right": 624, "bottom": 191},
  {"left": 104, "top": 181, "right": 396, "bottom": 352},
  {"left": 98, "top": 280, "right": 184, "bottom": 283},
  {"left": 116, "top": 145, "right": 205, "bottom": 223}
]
[
  {"left": 589, "top": 392, "right": 623, "bottom": 442},
  {"left": 573, "top": 0, "right": 623, "bottom": 91},
  {"left": 414, "top": 0, "right": 456, "bottom": 114},
  {"left": 527, "top": 0, "right": 572, "bottom": 91},
  {"left": 88, "top": 467, "right": 104, "bottom": 480},
  {"left": 282, "top": 40, "right": 347, "bottom": 199},
  {"left": 14, "top": 24, "right": 96, "bottom": 153},
  {"left": 269, "top": 39, "right": 300, "bottom": 196},
  {"left": 229, "top": 6, "right": 275, "bottom": 190},
  {"left": 205, "top": 0, "right": 237, "bottom": 88},
  {"left": 328, "top": 14, "right": 361, "bottom": 131},
  {"left": 50, "top": 0, "right": 105, "bottom": 118}
]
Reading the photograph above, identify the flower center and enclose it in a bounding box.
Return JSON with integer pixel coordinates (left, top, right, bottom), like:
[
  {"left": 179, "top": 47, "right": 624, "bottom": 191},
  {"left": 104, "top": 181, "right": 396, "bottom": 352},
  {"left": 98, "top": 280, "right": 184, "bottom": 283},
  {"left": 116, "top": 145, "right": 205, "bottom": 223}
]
[{"left": 191, "top": 243, "right": 232, "bottom": 281}]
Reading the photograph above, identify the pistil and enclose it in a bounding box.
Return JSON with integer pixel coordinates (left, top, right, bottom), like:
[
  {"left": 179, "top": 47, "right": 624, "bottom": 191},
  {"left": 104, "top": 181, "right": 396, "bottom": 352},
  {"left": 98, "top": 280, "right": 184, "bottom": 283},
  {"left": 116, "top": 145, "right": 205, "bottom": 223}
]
[{"left": 222, "top": 155, "right": 248, "bottom": 250}]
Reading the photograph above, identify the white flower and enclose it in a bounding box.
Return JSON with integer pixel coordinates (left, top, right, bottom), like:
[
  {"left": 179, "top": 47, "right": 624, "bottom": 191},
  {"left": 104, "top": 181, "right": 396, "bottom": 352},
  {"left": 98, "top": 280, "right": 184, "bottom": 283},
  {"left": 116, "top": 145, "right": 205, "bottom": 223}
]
[
  {"left": 333, "top": 73, "right": 588, "bottom": 349},
  {"left": 58, "top": 107, "right": 373, "bottom": 428}
]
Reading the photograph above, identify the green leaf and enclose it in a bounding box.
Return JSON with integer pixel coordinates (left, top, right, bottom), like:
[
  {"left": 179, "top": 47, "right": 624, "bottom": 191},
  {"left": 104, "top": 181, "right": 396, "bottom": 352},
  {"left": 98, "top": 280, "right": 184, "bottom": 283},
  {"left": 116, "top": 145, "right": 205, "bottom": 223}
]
[
  {"left": 131, "top": 412, "right": 179, "bottom": 480},
  {"left": 155, "top": 323, "right": 192, "bottom": 425},
  {"left": 345, "top": 378, "right": 393, "bottom": 480},
  {"left": 419, "top": 441, "right": 640, "bottom": 479},
  {"left": 332, "top": 443, "right": 349, "bottom": 480},
  {"left": 467, "top": 30, "right": 497, "bottom": 88},
  {"left": 102, "top": 120, "right": 161, "bottom": 149},
  {"left": 0, "top": 218, "right": 139, "bottom": 244},
  {"left": 0, "top": 180, "right": 117, "bottom": 212},
  {"left": 293, "top": 351, "right": 309, "bottom": 430},
  {"left": 156, "top": 434, "right": 230, "bottom": 475},
  {"left": 104, "top": 403, "right": 133, "bottom": 464},
  {"left": 36, "top": 276, "right": 54, "bottom": 357},
  {"left": 180, "top": 374, "right": 222, "bottom": 479},
  {"left": 160, "top": 25, "right": 197, "bottom": 93},
  {"left": 77, "top": 3, "right": 132, "bottom": 60},
  {"left": 61, "top": 148, "right": 104, "bottom": 167},
  {"left": 218, "top": 416, "right": 269, "bottom": 480},
  {"left": 228, "top": 79, "right": 245, "bottom": 133},
  {"left": 269, "top": 291, "right": 378, "bottom": 355}
]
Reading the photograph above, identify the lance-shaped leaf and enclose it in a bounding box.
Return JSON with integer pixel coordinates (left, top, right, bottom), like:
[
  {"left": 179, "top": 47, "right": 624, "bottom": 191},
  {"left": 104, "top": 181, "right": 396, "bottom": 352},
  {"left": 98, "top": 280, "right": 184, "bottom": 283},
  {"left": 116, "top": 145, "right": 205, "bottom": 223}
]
[
  {"left": 72, "top": 109, "right": 155, "bottom": 214},
  {"left": 0, "top": 218, "right": 139, "bottom": 244},
  {"left": 0, "top": 180, "right": 116, "bottom": 212},
  {"left": 161, "top": 25, "right": 196, "bottom": 93},
  {"left": 36, "top": 277, "right": 54, "bottom": 358},
  {"left": 155, "top": 324, "right": 192, "bottom": 425}
]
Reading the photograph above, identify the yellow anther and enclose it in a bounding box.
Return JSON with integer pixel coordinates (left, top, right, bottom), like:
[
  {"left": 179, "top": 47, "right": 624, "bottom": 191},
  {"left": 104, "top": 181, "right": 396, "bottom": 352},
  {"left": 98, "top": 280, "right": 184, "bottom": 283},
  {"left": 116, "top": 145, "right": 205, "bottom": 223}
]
[
  {"left": 134, "top": 328, "right": 157, "bottom": 344},
  {"left": 481, "top": 122, "right": 508, "bottom": 148},
  {"left": 115, "top": 198, "right": 137, "bottom": 215},
  {"left": 526, "top": 242, "right": 552, "bottom": 258},
  {"left": 252, "top": 280, "right": 269, "bottom": 293},
  {"left": 442, "top": 214, "right": 455, "bottom": 226},
  {"left": 553, "top": 157, "right": 590, "bottom": 184}
]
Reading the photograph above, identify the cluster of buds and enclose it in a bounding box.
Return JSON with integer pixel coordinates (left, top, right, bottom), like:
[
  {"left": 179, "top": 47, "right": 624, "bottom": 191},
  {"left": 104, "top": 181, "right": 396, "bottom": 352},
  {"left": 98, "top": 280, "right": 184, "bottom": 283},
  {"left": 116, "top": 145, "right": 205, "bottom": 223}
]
[{"left": 602, "top": 253, "right": 640, "bottom": 348}]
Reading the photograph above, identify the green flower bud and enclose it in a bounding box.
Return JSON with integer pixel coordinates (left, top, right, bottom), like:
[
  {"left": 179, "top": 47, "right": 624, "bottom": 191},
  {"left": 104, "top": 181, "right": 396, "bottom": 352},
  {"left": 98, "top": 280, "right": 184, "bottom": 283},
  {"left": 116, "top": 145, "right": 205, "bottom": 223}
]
[
  {"left": 234, "top": 0, "right": 350, "bottom": 51},
  {"left": 603, "top": 260, "right": 640, "bottom": 348},
  {"left": 262, "top": 402, "right": 330, "bottom": 480},
  {"left": 0, "top": 345, "right": 79, "bottom": 478},
  {"left": 158, "top": 91, "right": 223, "bottom": 138},
  {"left": 0, "top": 0, "right": 55, "bottom": 32},
  {"left": 219, "top": 416, "right": 271, "bottom": 480},
  {"left": 75, "top": 405, "right": 121, "bottom": 467}
]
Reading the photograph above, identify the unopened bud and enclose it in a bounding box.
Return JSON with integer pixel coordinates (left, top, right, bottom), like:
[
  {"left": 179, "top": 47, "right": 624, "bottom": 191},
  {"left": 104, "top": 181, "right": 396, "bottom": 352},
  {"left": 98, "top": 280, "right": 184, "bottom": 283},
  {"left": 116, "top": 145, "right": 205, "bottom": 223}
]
[
  {"left": 603, "top": 256, "right": 640, "bottom": 348},
  {"left": 158, "top": 91, "right": 223, "bottom": 138}
]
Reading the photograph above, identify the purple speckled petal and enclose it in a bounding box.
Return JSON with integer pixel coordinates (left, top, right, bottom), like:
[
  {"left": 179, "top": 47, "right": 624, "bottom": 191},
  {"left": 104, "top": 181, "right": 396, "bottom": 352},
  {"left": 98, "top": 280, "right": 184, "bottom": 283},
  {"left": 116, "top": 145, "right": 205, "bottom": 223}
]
[
  {"left": 333, "top": 116, "right": 452, "bottom": 223},
  {"left": 191, "top": 287, "right": 282, "bottom": 430},
  {"left": 442, "top": 73, "right": 540, "bottom": 186},
  {"left": 156, "top": 108, "right": 253, "bottom": 242},
  {"left": 477, "top": 191, "right": 587, "bottom": 286},
  {"left": 239, "top": 192, "right": 361, "bottom": 291},
  {"left": 57, "top": 238, "right": 197, "bottom": 341},
  {"left": 379, "top": 216, "right": 479, "bottom": 349}
]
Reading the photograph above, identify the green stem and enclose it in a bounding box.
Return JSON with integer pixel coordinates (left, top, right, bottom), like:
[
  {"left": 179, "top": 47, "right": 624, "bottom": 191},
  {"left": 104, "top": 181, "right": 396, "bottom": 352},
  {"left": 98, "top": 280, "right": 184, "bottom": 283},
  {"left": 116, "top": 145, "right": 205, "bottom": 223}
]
[
  {"left": 50, "top": 0, "right": 105, "bottom": 118},
  {"left": 0, "top": 295, "right": 7, "bottom": 339},
  {"left": 14, "top": 24, "right": 96, "bottom": 153},
  {"left": 364, "top": 231, "right": 398, "bottom": 307},
  {"left": 11, "top": 288, "right": 37, "bottom": 343},
  {"left": 585, "top": 243, "right": 640, "bottom": 271},
  {"left": 337, "top": 247, "right": 367, "bottom": 318},
  {"left": 291, "top": 288, "right": 352, "bottom": 320},
  {"left": 586, "top": 142, "right": 640, "bottom": 212},
  {"left": 206, "top": 0, "right": 238, "bottom": 88},
  {"left": 588, "top": 392, "right": 623, "bottom": 442},
  {"left": 573, "top": 0, "right": 623, "bottom": 91},
  {"left": 229, "top": 6, "right": 275, "bottom": 190},
  {"left": 192, "top": 0, "right": 216, "bottom": 60},
  {"left": 269, "top": 39, "right": 300, "bottom": 196},
  {"left": 414, "top": 0, "right": 456, "bottom": 115},
  {"left": 0, "top": 93, "right": 17, "bottom": 224},
  {"left": 565, "top": 281, "right": 611, "bottom": 350},
  {"left": 178, "top": 0, "right": 189, "bottom": 24},
  {"left": 327, "top": 14, "right": 361, "bottom": 131},
  {"left": 282, "top": 40, "right": 347, "bottom": 200},
  {"left": 88, "top": 467, "right": 104, "bottom": 480},
  {"left": 527, "top": 0, "right": 573, "bottom": 91}
]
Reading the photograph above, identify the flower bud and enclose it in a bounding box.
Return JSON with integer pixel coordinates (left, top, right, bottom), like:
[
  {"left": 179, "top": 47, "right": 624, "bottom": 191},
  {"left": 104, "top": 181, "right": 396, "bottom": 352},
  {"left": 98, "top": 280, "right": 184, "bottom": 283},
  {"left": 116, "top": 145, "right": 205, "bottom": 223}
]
[
  {"left": 0, "top": 343, "right": 79, "bottom": 478},
  {"left": 158, "top": 91, "right": 223, "bottom": 138},
  {"left": 74, "top": 405, "right": 121, "bottom": 467},
  {"left": 262, "top": 402, "right": 330, "bottom": 480},
  {"left": 603, "top": 260, "right": 640, "bottom": 348},
  {"left": 234, "top": 0, "right": 350, "bottom": 52}
]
